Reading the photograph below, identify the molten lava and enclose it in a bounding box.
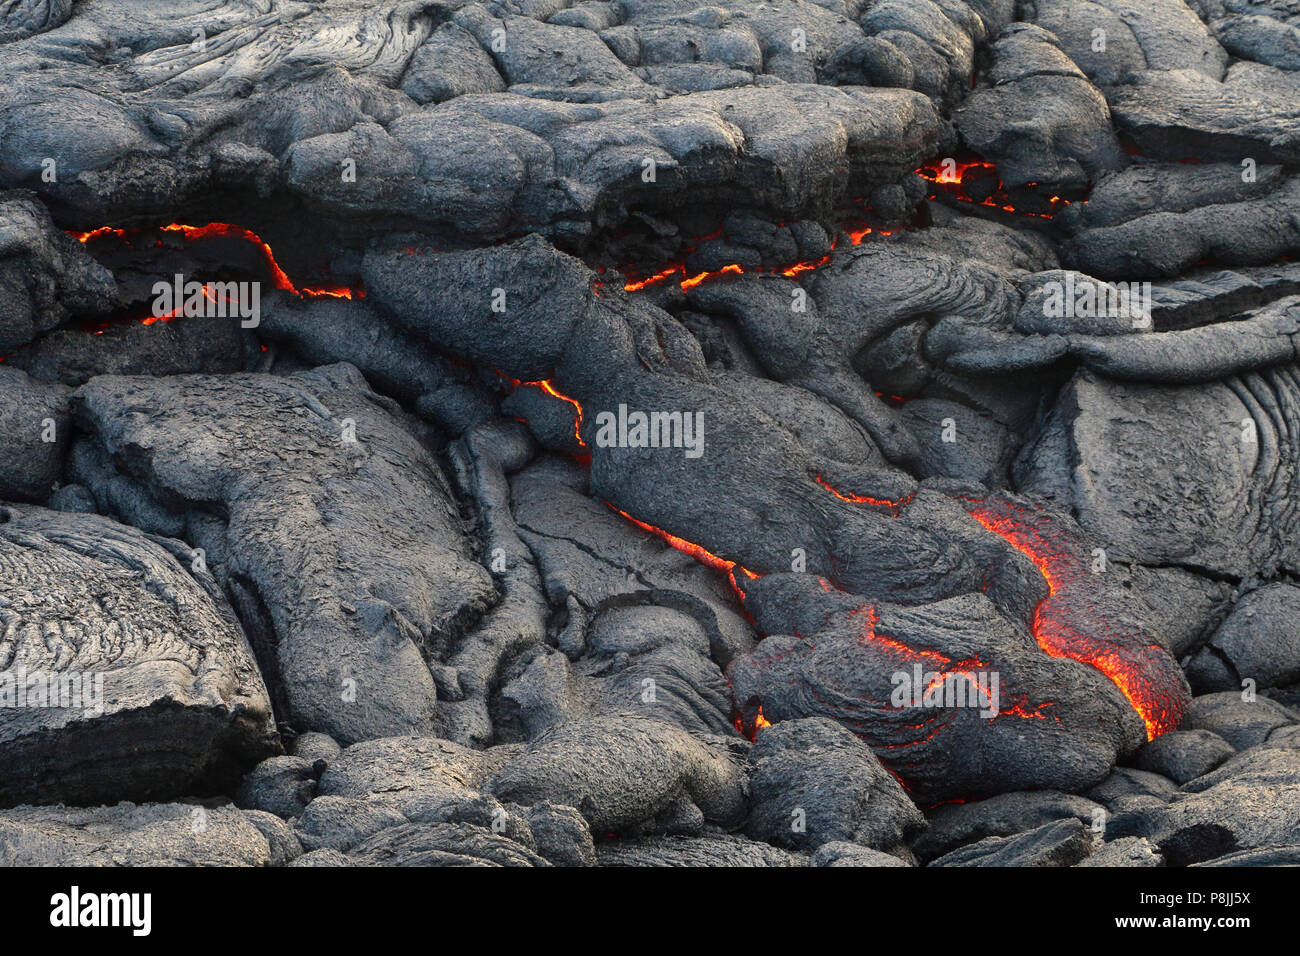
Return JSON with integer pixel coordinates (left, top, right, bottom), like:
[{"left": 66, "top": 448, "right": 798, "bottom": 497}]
[
  {"left": 916, "top": 159, "right": 1073, "bottom": 219},
  {"left": 71, "top": 222, "right": 364, "bottom": 300},
  {"left": 733, "top": 705, "right": 772, "bottom": 740},
  {"left": 493, "top": 371, "right": 587, "bottom": 450},
  {"left": 965, "top": 496, "right": 1187, "bottom": 740},
  {"left": 606, "top": 504, "right": 759, "bottom": 602},
  {"left": 814, "top": 474, "right": 915, "bottom": 513}
]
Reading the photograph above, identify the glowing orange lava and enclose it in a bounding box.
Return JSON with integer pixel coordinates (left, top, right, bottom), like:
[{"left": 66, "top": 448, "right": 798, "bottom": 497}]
[
  {"left": 733, "top": 705, "right": 772, "bottom": 740},
  {"left": 814, "top": 474, "right": 914, "bottom": 512},
  {"left": 606, "top": 503, "right": 759, "bottom": 602},
  {"left": 966, "top": 497, "right": 1186, "bottom": 740},
  {"left": 70, "top": 222, "right": 364, "bottom": 300},
  {"left": 494, "top": 371, "right": 587, "bottom": 449},
  {"left": 916, "top": 159, "right": 1073, "bottom": 219}
]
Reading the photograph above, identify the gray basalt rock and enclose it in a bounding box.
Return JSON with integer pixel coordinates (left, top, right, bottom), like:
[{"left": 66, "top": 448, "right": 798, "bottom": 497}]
[
  {"left": 1085, "top": 767, "right": 1180, "bottom": 813},
  {"left": 1106, "top": 68, "right": 1300, "bottom": 164},
  {"left": 595, "top": 832, "right": 807, "bottom": 866},
  {"left": 399, "top": 21, "right": 506, "bottom": 105},
  {"left": 811, "top": 841, "right": 913, "bottom": 866},
  {"left": 524, "top": 802, "right": 597, "bottom": 867},
  {"left": 346, "top": 821, "right": 551, "bottom": 867},
  {"left": 1063, "top": 165, "right": 1300, "bottom": 279},
  {"left": 4, "top": 0, "right": 1299, "bottom": 870},
  {"left": 1108, "top": 747, "right": 1300, "bottom": 864},
  {"left": 0, "top": 367, "right": 69, "bottom": 503},
  {"left": 361, "top": 237, "right": 1189, "bottom": 802},
  {"left": 1185, "top": 584, "right": 1300, "bottom": 692},
  {"left": 929, "top": 818, "right": 1094, "bottom": 866},
  {"left": 71, "top": 364, "right": 497, "bottom": 745},
  {"left": 745, "top": 717, "right": 925, "bottom": 854},
  {"left": 497, "top": 607, "right": 739, "bottom": 740},
  {"left": 438, "top": 419, "right": 551, "bottom": 747},
  {"left": 1192, "top": 845, "right": 1300, "bottom": 866},
  {"left": 485, "top": 713, "right": 748, "bottom": 835},
  {"left": 1178, "top": 693, "right": 1297, "bottom": 750},
  {"left": 1214, "top": 13, "right": 1300, "bottom": 72},
  {"left": 8, "top": 315, "right": 253, "bottom": 388},
  {"left": 1077, "top": 836, "right": 1164, "bottom": 867},
  {"left": 1018, "top": 368, "right": 1300, "bottom": 580},
  {"left": 316, "top": 735, "right": 517, "bottom": 819},
  {"left": 1135, "top": 730, "right": 1235, "bottom": 785},
  {"left": 259, "top": 293, "right": 498, "bottom": 437},
  {"left": 914, "top": 790, "right": 1104, "bottom": 860},
  {"left": 235, "top": 756, "right": 320, "bottom": 819},
  {"left": 0, "top": 504, "right": 278, "bottom": 807},
  {"left": 954, "top": 24, "right": 1124, "bottom": 192},
  {"left": 294, "top": 796, "right": 410, "bottom": 854},
  {"left": 290, "top": 732, "right": 343, "bottom": 765},
  {"left": 0, "top": 802, "right": 286, "bottom": 866},
  {"left": 1031, "top": 0, "right": 1229, "bottom": 85},
  {"left": 0, "top": 1, "right": 950, "bottom": 245},
  {"left": 0, "top": 190, "right": 115, "bottom": 353},
  {"left": 289, "top": 848, "right": 353, "bottom": 867},
  {"left": 728, "top": 555, "right": 1182, "bottom": 804}
]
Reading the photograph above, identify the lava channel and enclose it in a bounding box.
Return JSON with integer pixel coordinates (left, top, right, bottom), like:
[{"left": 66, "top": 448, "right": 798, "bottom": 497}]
[{"left": 965, "top": 495, "right": 1189, "bottom": 740}]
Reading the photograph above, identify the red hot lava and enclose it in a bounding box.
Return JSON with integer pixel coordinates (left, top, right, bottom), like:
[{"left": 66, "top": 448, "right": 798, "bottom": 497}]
[
  {"left": 916, "top": 159, "right": 1073, "bottom": 218},
  {"left": 71, "top": 222, "right": 364, "bottom": 301},
  {"left": 965, "top": 496, "right": 1188, "bottom": 741}
]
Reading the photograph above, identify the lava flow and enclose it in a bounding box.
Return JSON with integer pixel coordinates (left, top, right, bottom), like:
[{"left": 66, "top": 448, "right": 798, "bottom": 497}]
[
  {"left": 814, "top": 474, "right": 915, "bottom": 513},
  {"left": 965, "top": 496, "right": 1188, "bottom": 740},
  {"left": 71, "top": 222, "right": 364, "bottom": 300},
  {"left": 606, "top": 503, "right": 760, "bottom": 602},
  {"left": 494, "top": 371, "right": 588, "bottom": 450},
  {"left": 618, "top": 157, "right": 1071, "bottom": 297},
  {"left": 916, "top": 158, "right": 1072, "bottom": 219}
]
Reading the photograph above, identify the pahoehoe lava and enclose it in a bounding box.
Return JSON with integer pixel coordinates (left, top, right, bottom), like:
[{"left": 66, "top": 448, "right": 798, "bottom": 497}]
[{"left": 1, "top": 0, "right": 1299, "bottom": 870}]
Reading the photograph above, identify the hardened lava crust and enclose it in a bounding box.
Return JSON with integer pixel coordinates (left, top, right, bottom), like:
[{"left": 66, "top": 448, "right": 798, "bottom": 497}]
[{"left": 1, "top": 0, "right": 1299, "bottom": 868}]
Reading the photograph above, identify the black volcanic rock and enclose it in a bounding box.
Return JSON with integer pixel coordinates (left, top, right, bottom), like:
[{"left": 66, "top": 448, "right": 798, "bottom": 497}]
[
  {"left": 929, "top": 817, "right": 1094, "bottom": 866},
  {"left": 0, "top": 0, "right": 956, "bottom": 244},
  {"left": 745, "top": 717, "right": 925, "bottom": 854},
  {"left": 1185, "top": 584, "right": 1300, "bottom": 692},
  {"left": 8, "top": 315, "right": 254, "bottom": 387},
  {"left": 1018, "top": 368, "right": 1300, "bottom": 579},
  {"left": 1, "top": 0, "right": 1298, "bottom": 870},
  {"left": 315, "top": 735, "right": 517, "bottom": 818},
  {"left": 1109, "top": 746, "right": 1300, "bottom": 865},
  {"left": 727, "top": 490, "right": 1192, "bottom": 803},
  {"left": 1135, "top": 730, "right": 1235, "bottom": 785},
  {"left": 595, "top": 833, "right": 807, "bottom": 866},
  {"left": 1085, "top": 767, "right": 1180, "bottom": 814},
  {"left": 345, "top": 821, "right": 550, "bottom": 867},
  {"left": 235, "top": 756, "right": 320, "bottom": 819},
  {"left": 1178, "top": 692, "right": 1297, "bottom": 750},
  {"left": 1214, "top": 14, "right": 1300, "bottom": 72},
  {"left": 954, "top": 24, "right": 1124, "bottom": 192},
  {"left": 0, "top": 190, "right": 115, "bottom": 352},
  {"left": 485, "top": 714, "right": 748, "bottom": 835},
  {"left": 0, "top": 504, "right": 278, "bottom": 807},
  {"left": 1107, "top": 68, "right": 1300, "bottom": 165},
  {"left": 0, "top": 367, "right": 69, "bottom": 502},
  {"left": 1032, "top": 0, "right": 1228, "bottom": 86},
  {"left": 71, "top": 363, "right": 496, "bottom": 745},
  {"left": 1077, "top": 836, "right": 1163, "bottom": 867},
  {"left": 1064, "top": 164, "right": 1300, "bottom": 278},
  {"left": 914, "top": 790, "right": 1104, "bottom": 860}
]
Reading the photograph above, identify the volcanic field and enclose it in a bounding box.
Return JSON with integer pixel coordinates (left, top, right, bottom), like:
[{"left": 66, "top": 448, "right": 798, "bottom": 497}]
[{"left": 2, "top": 0, "right": 1300, "bottom": 868}]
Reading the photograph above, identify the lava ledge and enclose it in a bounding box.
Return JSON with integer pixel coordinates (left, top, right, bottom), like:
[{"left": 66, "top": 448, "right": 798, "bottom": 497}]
[{"left": 0, "top": 504, "right": 278, "bottom": 806}]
